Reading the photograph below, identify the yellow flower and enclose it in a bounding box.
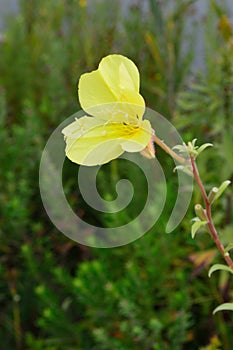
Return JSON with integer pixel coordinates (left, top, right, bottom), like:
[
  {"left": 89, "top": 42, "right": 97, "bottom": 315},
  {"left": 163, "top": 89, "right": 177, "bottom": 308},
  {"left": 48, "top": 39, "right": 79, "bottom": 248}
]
[
  {"left": 79, "top": 0, "right": 87, "bottom": 8},
  {"left": 62, "top": 54, "right": 154, "bottom": 166}
]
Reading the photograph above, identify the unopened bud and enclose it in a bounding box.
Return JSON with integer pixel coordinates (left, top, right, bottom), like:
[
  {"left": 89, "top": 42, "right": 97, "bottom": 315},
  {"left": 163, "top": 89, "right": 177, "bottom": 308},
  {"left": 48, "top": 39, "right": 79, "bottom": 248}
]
[
  {"left": 195, "top": 204, "right": 207, "bottom": 221},
  {"left": 208, "top": 187, "right": 219, "bottom": 204}
]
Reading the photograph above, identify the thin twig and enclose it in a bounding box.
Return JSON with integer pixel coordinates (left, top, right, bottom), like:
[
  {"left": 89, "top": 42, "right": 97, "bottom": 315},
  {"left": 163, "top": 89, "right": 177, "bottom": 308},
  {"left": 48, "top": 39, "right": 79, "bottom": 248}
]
[
  {"left": 190, "top": 155, "right": 233, "bottom": 270},
  {"left": 153, "top": 134, "right": 233, "bottom": 269},
  {"left": 153, "top": 134, "right": 186, "bottom": 164}
]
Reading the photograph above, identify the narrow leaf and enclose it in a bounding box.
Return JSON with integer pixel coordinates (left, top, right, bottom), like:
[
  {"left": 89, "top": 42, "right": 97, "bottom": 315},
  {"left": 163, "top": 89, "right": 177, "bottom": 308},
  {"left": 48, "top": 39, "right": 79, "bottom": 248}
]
[
  {"left": 191, "top": 217, "right": 201, "bottom": 222},
  {"left": 213, "top": 303, "right": 233, "bottom": 314},
  {"left": 173, "top": 165, "right": 192, "bottom": 176},
  {"left": 191, "top": 220, "right": 208, "bottom": 239},
  {"left": 212, "top": 180, "right": 231, "bottom": 203},
  {"left": 224, "top": 243, "right": 233, "bottom": 253},
  {"left": 197, "top": 143, "right": 213, "bottom": 155},
  {"left": 172, "top": 144, "right": 185, "bottom": 151},
  {"left": 191, "top": 138, "right": 197, "bottom": 147},
  {"left": 208, "top": 263, "right": 233, "bottom": 277}
]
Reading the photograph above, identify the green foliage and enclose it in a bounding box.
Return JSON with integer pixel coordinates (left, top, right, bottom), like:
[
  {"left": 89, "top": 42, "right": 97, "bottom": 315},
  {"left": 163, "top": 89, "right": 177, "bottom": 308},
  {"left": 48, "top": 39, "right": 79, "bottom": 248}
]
[
  {"left": 21, "top": 231, "right": 195, "bottom": 350},
  {"left": 213, "top": 303, "right": 233, "bottom": 314},
  {"left": 208, "top": 264, "right": 233, "bottom": 277},
  {"left": 191, "top": 219, "right": 208, "bottom": 239},
  {"left": 0, "top": 0, "right": 232, "bottom": 349},
  {"left": 143, "top": 0, "right": 196, "bottom": 117},
  {"left": 176, "top": 1, "right": 233, "bottom": 180}
]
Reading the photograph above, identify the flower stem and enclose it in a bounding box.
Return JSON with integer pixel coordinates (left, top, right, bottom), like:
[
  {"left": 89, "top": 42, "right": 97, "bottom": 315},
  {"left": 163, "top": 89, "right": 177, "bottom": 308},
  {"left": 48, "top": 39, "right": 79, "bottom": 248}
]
[
  {"left": 152, "top": 134, "right": 233, "bottom": 269},
  {"left": 152, "top": 135, "right": 233, "bottom": 268},
  {"left": 190, "top": 154, "right": 233, "bottom": 270},
  {"left": 153, "top": 134, "right": 186, "bottom": 164}
]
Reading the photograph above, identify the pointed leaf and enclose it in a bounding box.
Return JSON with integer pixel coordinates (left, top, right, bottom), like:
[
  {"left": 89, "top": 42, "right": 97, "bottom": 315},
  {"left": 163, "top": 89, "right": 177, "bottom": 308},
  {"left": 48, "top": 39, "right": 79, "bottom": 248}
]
[
  {"left": 208, "top": 263, "right": 233, "bottom": 277},
  {"left": 173, "top": 165, "right": 192, "bottom": 176},
  {"left": 191, "top": 220, "right": 208, "bottom": 239},
  {"left": 213, "top": 303, "right": 233, "bottom": 314},
  {"left": 172, "top": 144, "right": 185, "bottom": 151},
  {"left": 212, "top": 180, "right": 231, "bottom": 203},
  {"left": 191, "top": 138, "right": 197, "bottom": 147},
  {"left": 197, "top": 143, "right": 213, "bottom": 155},
  {"left": 191, "top": 217, "right": 201, "bottom": 222},
  {"left": 224, "top": 243, "right": 233, "bottom": 253},
  {"left": 173, "top": 165, "right": 185, "bottom": 172}
]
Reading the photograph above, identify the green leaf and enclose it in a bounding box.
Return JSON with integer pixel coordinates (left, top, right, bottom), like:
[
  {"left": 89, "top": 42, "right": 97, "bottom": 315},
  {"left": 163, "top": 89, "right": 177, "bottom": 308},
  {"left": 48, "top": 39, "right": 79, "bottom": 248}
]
[
  {"left": 190, "top": 139, "right": 198, "bottom": 148},
  {"left": 212, "top": 180, "right": 231, "bottom": 203},
  {"left": 172, "top": 144, "right": 185, "bottom": 151},
  {"left": 211, "top": 1, "right": 224, "bottom": 17},
  {"left": 221, "top": 130, "right": 233, "bottom": 173},
  {"left": 191, "top": 220, "right": 208, "bottom": 239},
  {"left": 191, "top": 217, "right": 201, "bottom": 222},
  {"left": 208, "top": 264, "right": 233, "bottom": 277},
  {"left": 173, "top": 165, "right": 185, "bottom": 172},
  {"left": 224, "top": 243, "right": 233, "bottom": 253},
  {"left": 149, "top": 0, "right": 164, "bottom": 33},
  {"left": 213, "top": 303, "right": 233, "bottom": 314},
  {"left": 173, "top": 165, "right": 192, "bottom": 176},
  {"left": 197, "top": 143, "right": 213, "bottom": 155}
]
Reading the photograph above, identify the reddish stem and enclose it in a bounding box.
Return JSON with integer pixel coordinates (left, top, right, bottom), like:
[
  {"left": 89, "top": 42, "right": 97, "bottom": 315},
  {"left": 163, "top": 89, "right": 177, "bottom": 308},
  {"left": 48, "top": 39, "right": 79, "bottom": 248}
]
[{"left": 190, "top": 154, "right": 233, "bottom": 269}]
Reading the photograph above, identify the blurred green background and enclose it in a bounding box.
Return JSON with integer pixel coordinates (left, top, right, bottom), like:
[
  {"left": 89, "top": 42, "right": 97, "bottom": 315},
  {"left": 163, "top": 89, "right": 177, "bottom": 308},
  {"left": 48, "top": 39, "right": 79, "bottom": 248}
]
[{"left": 0, "top": 0, "right": 233, "bottom": 349}]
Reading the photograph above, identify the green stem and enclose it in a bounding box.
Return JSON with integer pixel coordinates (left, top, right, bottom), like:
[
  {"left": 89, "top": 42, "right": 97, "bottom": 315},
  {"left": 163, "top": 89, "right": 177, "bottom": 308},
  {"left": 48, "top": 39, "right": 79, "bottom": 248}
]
[{"left": 153, "top": 134, "right": 186, "bottom": 164}]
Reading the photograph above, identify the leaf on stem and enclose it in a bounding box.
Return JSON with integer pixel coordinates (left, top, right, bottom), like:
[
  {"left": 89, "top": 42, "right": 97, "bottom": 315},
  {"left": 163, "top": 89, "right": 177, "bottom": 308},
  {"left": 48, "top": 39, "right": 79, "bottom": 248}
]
[
  {"left": 191, "top": 220, "right": 208, "bottom": 239},
  {"left": 173, "top": 164, "right": 192, "bottom": 176},
  {"left": 213, "top": 303, "right": 233, "bottom": 314},
  {"left": 224, "top": 243, "right": 233, "bottom": 253},
  {"left": 208, "top": 263, "right": 233, "bottom": 277},
  {"left": 173, "top": 139, "right": 213, "bottom": 158},
  {"left": 211, "top": 180, "right": 231, "bottom": 204},
  {"left": 196, "top": 143, "right": 213, "bottom": 155}
]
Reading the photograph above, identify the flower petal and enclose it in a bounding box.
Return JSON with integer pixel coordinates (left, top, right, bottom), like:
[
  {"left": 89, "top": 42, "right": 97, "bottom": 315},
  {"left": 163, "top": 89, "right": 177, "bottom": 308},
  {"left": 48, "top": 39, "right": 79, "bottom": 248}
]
[
  {"left": 98, "top": 54, "right": 140, "bottom": 92},
  {"left": 120, "top": 120, "right": 152, "bottom": 152},
  {"left": 78, "top": 54, "right": 145, "bottom": 121},
  {"left": 62, "top": 117, "right": 152, "bottom": 166}
]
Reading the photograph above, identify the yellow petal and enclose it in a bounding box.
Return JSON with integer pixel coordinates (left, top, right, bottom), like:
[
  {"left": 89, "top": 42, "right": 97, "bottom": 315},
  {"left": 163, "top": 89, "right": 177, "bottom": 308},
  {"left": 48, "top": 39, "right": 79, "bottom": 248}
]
[
  {"left": 120, "top": 120, "right": 152, "bottom": 152},
  {"left": 98, "top": 54, "right": 140, "bottom": 92},
  {"left": 62, "top": 117, "right": 152, "bottom": 166},
  {"left": 78, "top": 54, "right": 145, "bottom": 121},
  {"left": 62, "top": 116, "right": 101, "bottom": 139}
]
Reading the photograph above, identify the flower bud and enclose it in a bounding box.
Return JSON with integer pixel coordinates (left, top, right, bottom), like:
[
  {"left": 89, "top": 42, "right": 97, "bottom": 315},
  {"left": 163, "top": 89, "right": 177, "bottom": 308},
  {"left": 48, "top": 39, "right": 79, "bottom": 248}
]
[
  {"left": 208, "top": 187, "right": 219, "bottom": 204},
  {"left": 195, "top": 204, "right": 207, "bottom": 221}
]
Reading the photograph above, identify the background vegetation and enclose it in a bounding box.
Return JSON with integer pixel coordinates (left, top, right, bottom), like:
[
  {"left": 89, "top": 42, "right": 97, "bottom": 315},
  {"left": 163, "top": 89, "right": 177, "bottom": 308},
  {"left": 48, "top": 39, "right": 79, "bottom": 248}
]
[{"left": 0, "top": 0, "right": 232, "bottom": 349}]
